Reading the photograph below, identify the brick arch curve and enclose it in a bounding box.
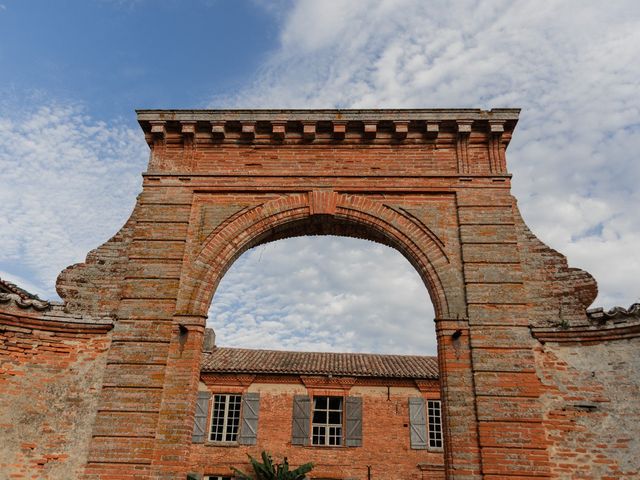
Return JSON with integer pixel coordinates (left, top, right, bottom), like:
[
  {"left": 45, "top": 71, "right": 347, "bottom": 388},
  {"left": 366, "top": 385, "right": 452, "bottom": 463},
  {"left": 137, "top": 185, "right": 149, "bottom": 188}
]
[{"left": 179, "top": 191, "right": 458, "bottom": 320}]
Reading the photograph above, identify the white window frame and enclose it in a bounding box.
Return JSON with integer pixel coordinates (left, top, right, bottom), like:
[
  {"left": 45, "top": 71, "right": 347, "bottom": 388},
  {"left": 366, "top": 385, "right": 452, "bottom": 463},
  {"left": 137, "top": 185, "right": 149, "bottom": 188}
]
[
  {"left": 311, "top": 395, "right": 344, "bottom": 446},
  {"left": 427, "top": 399, "right": 443, "bottom": 450},
  {"left": 209, "top": 393, "right": 242, "bottom": 443},
  {"left": 204, "top": 476, "right": 235, "bottom": 480}
]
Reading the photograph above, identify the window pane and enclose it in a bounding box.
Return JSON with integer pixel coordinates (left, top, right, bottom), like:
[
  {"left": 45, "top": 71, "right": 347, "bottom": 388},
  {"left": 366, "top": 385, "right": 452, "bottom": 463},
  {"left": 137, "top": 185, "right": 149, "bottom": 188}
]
[
  {"left": 328, "top": 411, "right": 341, "bottom": 424},
  {"left": 328, "top": 426, "right": 342, "bottom": 446},
  {"left": 313, "top": 410, "right": 327, "bottom": 423},
  {"left": 312, "top": 425, "right": 326, "bottom": 446},
  {"left": 314, "top": 396, "right": 327, "bottom": 409},
  {"left": 329, "top": 397, "right": 342, "bottom": 410}
]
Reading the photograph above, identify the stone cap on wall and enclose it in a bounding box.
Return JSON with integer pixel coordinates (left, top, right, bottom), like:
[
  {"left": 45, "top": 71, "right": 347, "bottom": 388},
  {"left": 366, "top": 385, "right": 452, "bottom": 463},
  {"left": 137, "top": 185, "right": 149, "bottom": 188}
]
[
  {"left": 532, "top": 304, "right": 640, "bottom": 344},
  {"left": 0, "top": 277, "right": 114, "bottom": 334},
  {"left": 137, "top": 108, "right": 520, "bottom": 145},
  {"left": 137, "top": 108, "right": 521, "bottom": 121}
]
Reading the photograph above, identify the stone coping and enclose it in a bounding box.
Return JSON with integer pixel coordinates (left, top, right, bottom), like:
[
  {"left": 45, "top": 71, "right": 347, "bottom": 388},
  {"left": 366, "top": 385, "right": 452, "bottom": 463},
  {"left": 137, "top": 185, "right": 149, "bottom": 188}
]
[
  {"left": 137, "top": 108, "right": 520, "bottom": 145},
  {"left": 137, "top": 108, "right": 521, "bottom": 122},
  {"left": 532, "top": 306, "right": 640, "bottom": 344},
  {"left": 0, "top": 294, "right": 114, "bottom": 334}
]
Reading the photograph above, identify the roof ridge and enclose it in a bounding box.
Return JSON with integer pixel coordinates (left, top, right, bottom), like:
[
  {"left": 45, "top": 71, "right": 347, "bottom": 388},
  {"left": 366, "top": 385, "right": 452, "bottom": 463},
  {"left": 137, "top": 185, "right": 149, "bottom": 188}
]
[
  {"left": 210, "top": 345, "right": 437, "bottom": 359},
  {"left": 202, "top": 346, "right": 439, "bottom": 379},
  {"left": 0, "top": 277, "right": 42, "bottom": 301}
]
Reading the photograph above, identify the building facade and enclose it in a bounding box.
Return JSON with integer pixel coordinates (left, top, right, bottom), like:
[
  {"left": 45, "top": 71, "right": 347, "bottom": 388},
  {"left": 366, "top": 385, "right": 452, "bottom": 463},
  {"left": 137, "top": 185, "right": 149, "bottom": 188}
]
[
  {"left": 1, "top": 109, "right": 639, "bottom": 479},
  {"left": 191, "top": 343, "right": 444, "bottom": 479}
]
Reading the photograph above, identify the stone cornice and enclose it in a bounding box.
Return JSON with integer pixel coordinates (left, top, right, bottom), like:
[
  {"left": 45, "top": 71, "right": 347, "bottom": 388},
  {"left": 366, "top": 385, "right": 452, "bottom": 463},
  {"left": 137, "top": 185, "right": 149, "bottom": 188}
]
[
  {"left": 137, "top": 108, "right": 520, "bottom": 121},
  {"left": 0, "top": 312, "right": 114, "bottom": 335},
  {"left": 0, "top": 298, "right": 114, "bottom": 335},
  {"left": 137, "top": 108, "right": 520, "bottom": 146},
  {"left": 532, "top": 305, "right": 640, "bottom": 344}
]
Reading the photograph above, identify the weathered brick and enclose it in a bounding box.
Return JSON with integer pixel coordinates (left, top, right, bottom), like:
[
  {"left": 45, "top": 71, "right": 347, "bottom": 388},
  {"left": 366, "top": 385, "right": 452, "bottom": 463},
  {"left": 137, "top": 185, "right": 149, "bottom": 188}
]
[
  {"left": 462, "top": 243, "right": 520, "bottom": 263},
  {"left": 2, "top": 108, "right": 622, "bottom": 480}
]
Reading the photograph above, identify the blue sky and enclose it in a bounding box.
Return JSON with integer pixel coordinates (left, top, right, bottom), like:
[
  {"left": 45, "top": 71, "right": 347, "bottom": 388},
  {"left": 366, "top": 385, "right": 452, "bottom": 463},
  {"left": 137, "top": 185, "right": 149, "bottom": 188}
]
[
  {"left": 1, "top": 0, "right": 639, "bottom": 355},
  {"left": 0, "top": 1, "right": 277, "bottom": 119}
]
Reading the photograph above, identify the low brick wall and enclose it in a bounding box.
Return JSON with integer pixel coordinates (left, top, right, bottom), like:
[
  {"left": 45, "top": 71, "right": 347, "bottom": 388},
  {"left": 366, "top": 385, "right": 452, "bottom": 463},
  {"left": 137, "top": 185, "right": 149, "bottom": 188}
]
[
  {"left": 535, "top": 337, "right": 640, "bottom": 479},
  {"left": 0, "top": 304, "right": 112, "bottom": 479}
]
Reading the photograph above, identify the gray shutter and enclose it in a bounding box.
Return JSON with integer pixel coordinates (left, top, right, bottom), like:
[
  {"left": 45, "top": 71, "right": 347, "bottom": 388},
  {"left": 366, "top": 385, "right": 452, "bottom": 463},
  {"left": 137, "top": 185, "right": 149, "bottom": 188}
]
[
  {"left": 345, "top": 396, "right": 363, "bottom": 447},
  {"left": 238, "top": 392, "right": 260, "bottom": 445},
  {"left": 192, "top": 391, "right": 211, "bottom": 443},
  {"left": 291, "top": 395, "right": 311, "bottom": 445},
  {"left": 409, "top": 397, "right": 427, "bottom": 449}
]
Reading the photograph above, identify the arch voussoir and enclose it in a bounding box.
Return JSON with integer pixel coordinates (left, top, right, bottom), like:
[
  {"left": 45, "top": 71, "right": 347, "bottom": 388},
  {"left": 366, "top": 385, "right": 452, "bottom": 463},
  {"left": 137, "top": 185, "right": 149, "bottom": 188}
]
[{"left": 179, "top": 192, "right": 457, "bottom": 320}]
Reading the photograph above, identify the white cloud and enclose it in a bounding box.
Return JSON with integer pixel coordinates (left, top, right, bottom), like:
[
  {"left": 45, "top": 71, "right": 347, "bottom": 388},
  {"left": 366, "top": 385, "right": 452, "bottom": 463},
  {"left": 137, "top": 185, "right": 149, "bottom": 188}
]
[
  {"left": 0, "top": 102, "right": 148, "bottom": 298},
  {"left": 206, "top": 0, "right": 640, "bottom": 352},
  {"left": 213, "top": 0, "right": 640, "bottom": 308},
  {"left": 2, "top": 1, "right": 638, "bottom": 356},
  {"left": 208, "top": 237, "right": 437, "bottom": 355}
]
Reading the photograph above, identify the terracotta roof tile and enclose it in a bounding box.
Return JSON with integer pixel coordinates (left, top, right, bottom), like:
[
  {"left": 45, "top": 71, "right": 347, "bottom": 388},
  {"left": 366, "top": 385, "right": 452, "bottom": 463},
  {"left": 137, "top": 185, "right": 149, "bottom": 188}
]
[
  {"left": 0, "top": 277, "right": 40, "bottom": 300},
  {"left": 201, "top": 347, "right": 438, "bottom": 379}
]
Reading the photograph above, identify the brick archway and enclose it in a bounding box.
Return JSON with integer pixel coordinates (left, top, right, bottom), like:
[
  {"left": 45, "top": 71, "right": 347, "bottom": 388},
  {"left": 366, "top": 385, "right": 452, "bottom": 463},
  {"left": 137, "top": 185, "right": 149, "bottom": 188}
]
[
  {"left": 45, "top": 109, "right": 599, "bottom": 479},
  {"left": 180, "top": 191, "right": 457, "bottom": 320}
]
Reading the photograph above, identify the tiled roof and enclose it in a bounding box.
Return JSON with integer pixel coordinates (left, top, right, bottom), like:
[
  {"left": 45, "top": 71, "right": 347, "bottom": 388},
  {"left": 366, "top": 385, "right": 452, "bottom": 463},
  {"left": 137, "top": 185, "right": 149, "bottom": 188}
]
[
  {"left": 0, "top": 277, "right": 40, "bottom": 300},
  {"left": 201, "top": 347, "right": 439, "bottom": 379},
  {"left": 587, "top": 303, "right": 640, "bottom": 321},
  {"left": 0, "top": 277, "right": 50, "bottom": 311}
]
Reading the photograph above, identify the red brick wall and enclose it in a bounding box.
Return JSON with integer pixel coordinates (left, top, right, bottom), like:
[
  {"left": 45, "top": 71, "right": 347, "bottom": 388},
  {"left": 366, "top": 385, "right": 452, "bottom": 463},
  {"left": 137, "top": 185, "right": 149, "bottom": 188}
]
[
  {"left": 0, "top": 314, "right": 111, "bottom": 479},
  {"left": 0, "top": 109, "right": 613, "bottom": 479},
  {"left": 535, "top": 338, "right": 640, "bottom": 479},
  {"left": 190, "top": 376, "right": 444, "bottom": 480}
]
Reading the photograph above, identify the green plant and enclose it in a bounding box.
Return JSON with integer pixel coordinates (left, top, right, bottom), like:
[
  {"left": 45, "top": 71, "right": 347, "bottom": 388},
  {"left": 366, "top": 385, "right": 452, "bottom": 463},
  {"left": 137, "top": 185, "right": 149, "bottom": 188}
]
[{"left": 232, "top": 451, "right": 313, "bottom": 480}]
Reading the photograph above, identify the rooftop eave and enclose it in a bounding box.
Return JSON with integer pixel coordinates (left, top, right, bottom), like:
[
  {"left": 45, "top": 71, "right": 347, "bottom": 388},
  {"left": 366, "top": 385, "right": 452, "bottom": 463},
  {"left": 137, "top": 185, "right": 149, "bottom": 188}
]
[
  {"left": 136, "top": 108, "right": 520, "bottom": 147},
  {"left": 136, "top": 108, "right": 521, "bottom": 123}
]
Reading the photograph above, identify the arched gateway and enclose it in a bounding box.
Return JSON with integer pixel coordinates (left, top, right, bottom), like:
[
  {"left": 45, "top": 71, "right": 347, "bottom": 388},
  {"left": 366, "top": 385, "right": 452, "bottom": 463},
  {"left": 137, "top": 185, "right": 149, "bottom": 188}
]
[{"left": 3, "top": 109, "right": 637, "bottom": 480}]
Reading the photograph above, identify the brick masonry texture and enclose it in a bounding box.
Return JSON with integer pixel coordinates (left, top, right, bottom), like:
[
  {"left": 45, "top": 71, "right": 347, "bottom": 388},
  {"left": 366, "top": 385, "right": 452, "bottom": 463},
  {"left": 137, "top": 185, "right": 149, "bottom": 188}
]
[
  {"left": 0, "top": 301, "right": 112, "bottom": 479},
  {"left": 533, "top": 335, "right": 640, "bottom": 478},
  {"left": 0, "top": 108, "right": 638, "bottom": 479},
  {"left": 192, "top": 374, "right": 444, "bottom": 480}
]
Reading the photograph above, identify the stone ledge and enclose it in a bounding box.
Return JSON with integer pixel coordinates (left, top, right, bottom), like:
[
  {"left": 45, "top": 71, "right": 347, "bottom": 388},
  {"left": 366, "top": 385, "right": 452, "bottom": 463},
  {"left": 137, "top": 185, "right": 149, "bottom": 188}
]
[
  {"left": 0, "top": 299, "right": 114, "bottom": 335},
  {"left": 136, "top": 107, "right": 521, "bottom": 122},
  {"left": 531, "top": 307, "right": 640, "bottom": 344},
  {"left": 137, "top": 108, "right": 520, "bottom": 146}
]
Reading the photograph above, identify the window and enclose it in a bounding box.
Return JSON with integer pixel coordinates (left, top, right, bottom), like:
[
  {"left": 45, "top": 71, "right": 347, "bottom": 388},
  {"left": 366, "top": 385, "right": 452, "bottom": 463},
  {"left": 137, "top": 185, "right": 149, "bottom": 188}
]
[
  {"left": 427, "top": 399, "right": 443, "bottom": 449},
  {"left": 204, "top": 476, "right": 235, "bottom": 480},
  {"left": 210, "top": 394, "right": 242, "bottom": 442},
  {"left": 312, "top": 396, "right": 343, "bottom": 446},
  {"left": 409, "top": 396, "right": 443, "bottom": 450}
]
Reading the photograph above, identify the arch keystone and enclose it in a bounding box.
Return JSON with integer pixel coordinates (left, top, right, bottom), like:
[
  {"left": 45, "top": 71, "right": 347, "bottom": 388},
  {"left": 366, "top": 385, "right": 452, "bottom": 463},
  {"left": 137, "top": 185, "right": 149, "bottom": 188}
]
[{"left": 309, "top": 190, "right": 338, "bottom": 216}]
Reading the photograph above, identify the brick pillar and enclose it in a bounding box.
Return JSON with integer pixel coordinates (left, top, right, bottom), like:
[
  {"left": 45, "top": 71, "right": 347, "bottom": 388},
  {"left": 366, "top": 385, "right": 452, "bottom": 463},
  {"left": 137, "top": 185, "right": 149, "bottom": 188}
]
[
  {"left": 436, "top": 318, "right": 483, "bottom": 480},
  {"left": 83, "top": 300, "right": 177, "bottom": 479},
  {"left": 458, "top": 188, "right": 551, "bottom": 478},
  {"left": 150, "top": 315, "right": 207, "bottom": 479},
  {"left": 468, "top": 319, "right": 551, "bottom": 478}
]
